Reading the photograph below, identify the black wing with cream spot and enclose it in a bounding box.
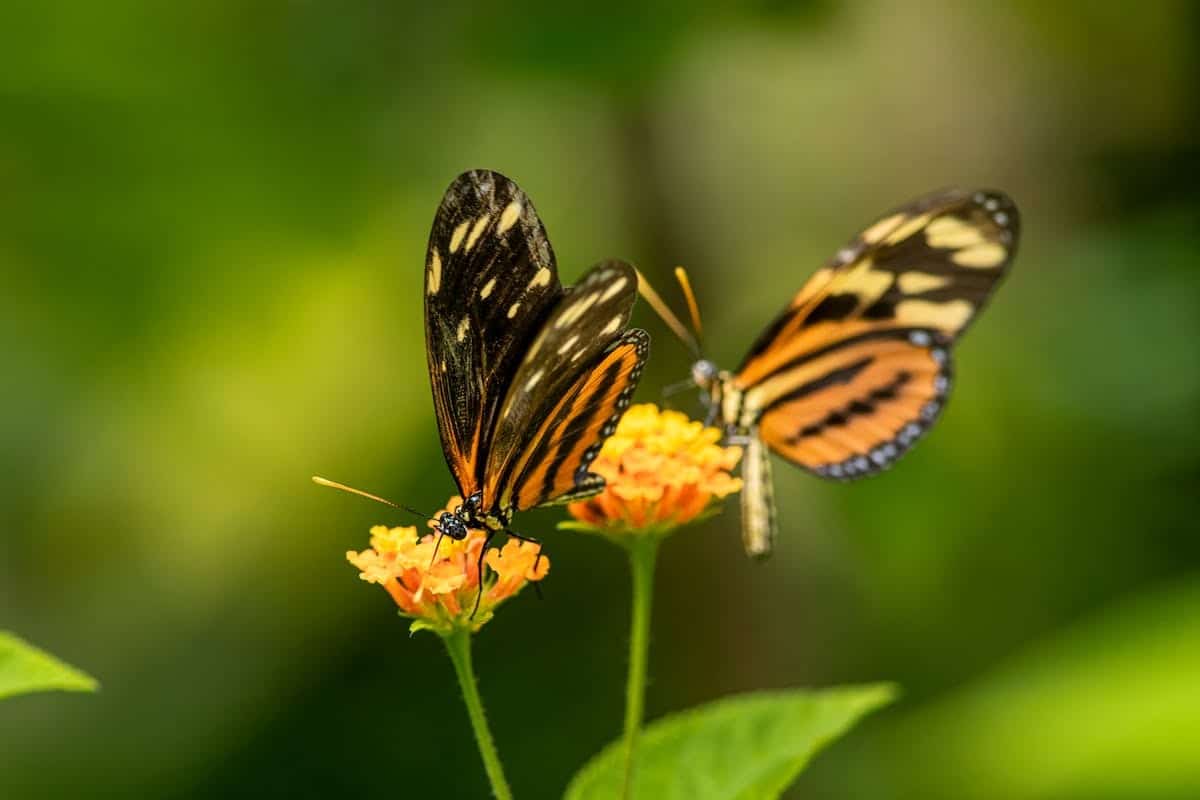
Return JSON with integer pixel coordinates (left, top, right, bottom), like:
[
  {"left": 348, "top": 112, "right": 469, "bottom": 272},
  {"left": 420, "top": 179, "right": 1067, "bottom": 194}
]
[
  {"left": 730, "top": 188, "right": 1017, "bottom": 480},
  {"left": 424, "top": 170, "right": 564, "bottom": 497},
  {"left": 484, "top": 261, "right": 645, "bottom": 510}
]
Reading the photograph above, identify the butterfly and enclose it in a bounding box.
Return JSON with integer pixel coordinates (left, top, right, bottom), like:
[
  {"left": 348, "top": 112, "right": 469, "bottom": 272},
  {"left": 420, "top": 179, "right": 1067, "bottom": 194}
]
[
  {"left": 423, "top": 169, "right": 649, "bottom": 564},
  {"left": 641, "top": 188, "right": 1019, "bottom": 559}
]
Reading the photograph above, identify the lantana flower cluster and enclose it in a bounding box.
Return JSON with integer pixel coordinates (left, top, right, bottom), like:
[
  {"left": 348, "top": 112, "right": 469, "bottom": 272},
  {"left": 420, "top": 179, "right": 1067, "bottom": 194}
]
[
  {"left": 346, "top": 497, "right": 548, "bottom": 634},
  {"left": 568, "top": 404, "right": 743, "bottom": 535}
]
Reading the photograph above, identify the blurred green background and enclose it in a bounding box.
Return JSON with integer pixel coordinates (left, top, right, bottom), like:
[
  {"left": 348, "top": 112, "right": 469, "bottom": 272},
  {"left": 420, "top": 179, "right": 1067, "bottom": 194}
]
[{"left": 2, "top": 1, "right": 1198, "bottom": 798}]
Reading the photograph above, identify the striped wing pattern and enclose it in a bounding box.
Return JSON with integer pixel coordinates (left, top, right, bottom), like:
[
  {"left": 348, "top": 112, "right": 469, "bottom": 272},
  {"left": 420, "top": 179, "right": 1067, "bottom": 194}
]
[
  {"left": 735, "top": 188, "right": 1018, "bottom": 480},
  {"left": 484, "top": 261, "right": 647, "bottom": 510},
  {"left": 756, "top": 329, "right": 951, "bottom": 478},
  {"left": 508, "top": 329, "right": 648, "bottom": 511}
]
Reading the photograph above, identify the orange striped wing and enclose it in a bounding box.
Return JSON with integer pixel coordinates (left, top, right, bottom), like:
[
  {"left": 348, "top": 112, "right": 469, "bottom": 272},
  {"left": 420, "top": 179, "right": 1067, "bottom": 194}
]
[
  {"left": 503, "top": 329, "right": 648, "bottom": 511},
  {"left": 752, "top": 329, "right": 950, "bottom": 479},
  {"left": 481, "top": 261, "right": 647, "bottom": 511}
]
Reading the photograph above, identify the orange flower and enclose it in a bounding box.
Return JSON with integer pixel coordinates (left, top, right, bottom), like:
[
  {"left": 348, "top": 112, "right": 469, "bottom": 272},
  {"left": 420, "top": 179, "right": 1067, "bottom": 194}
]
[
  {"left": 346, "top": 497, "right": 549, "bottom": 635},
  {"left": 566, "top": 404, "right": 742, "bottom": 536}
]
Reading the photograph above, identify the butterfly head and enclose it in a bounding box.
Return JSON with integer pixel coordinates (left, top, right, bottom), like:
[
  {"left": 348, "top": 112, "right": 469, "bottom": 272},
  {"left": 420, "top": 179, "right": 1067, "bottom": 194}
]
[
  {"left": 434, "top": 492, "right": 491, "bottom": 540},
  {"left": 434, "top": 509, "right": 470, "bottom": 541},
  {"left": 691, "top": 358, "right": 719, "bottom": 391}
]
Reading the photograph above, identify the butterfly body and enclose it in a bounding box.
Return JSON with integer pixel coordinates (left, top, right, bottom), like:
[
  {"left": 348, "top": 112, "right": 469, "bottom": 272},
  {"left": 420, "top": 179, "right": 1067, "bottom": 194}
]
[
  {"left": 658, "top": 188, "right": 1019, "bottom": 557},
  {"left": 424, "top": 170, "right": 649, "bottom": 550}
]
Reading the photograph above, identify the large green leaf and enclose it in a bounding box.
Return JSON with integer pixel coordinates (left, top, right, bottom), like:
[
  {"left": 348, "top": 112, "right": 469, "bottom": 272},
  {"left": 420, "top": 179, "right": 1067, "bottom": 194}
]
[
  {"left": 0, "top": 631, "right": 98, "bottom": 700},
  {"left": 565, "top": 684, "right": 895, "bottom": 800}
]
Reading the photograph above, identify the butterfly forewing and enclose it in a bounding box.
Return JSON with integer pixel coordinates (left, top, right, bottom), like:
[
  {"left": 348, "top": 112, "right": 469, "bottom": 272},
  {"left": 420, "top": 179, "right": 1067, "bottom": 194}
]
[
  {"left": 424, "top": 170, "right": 564, "bottom": 497},
  {"left": 737, "top": 189, "right": 1018, "bottom": 388}
]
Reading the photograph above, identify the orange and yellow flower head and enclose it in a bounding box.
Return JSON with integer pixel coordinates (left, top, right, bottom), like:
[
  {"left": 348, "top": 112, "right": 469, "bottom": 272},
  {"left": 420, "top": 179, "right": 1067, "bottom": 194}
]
[
  {"left": 567, "top": 404, "right": 742, "bottom": 536},
  {"left": 346, "top": 497, "right": 548, "bottom": 635}
]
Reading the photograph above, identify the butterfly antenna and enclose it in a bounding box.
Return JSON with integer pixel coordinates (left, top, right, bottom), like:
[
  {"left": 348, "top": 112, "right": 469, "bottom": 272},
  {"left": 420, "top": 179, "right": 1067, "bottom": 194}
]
[
  {"left": 674, "top": 266, "right": 704, "bottom": 349},
  {"left": 311, "top": 476, "right": 436, "bottom": 524},
  {"left": 636, "top": 268, "right": 700, "bottom": 357}
]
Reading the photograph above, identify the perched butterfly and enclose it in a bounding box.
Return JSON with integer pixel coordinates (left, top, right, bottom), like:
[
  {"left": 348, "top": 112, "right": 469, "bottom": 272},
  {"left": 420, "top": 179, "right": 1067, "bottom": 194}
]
[
  {"left": 423, "top": 169, "right": 649, "bottom": 568},
  {"left": 641, "top": 188, "right": 1020, "bottom": 558}
]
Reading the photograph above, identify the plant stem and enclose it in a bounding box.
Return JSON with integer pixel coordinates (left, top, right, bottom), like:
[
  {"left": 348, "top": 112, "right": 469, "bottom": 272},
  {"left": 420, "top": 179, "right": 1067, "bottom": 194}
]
[
  {"left": 443, "top": 628, "right": 514, "bottom": 800},
  {"left": 622, "top": 535, "right": 659, "bottom": 799}
]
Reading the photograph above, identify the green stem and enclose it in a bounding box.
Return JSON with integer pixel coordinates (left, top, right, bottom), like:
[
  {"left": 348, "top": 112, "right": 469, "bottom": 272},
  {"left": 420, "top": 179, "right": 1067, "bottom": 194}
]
[
  {"left": 622, "top": 535, "right": 659, "bottom": 799},
  {"left": 444, "top": 628, "right": 514, "bottom": 800}
]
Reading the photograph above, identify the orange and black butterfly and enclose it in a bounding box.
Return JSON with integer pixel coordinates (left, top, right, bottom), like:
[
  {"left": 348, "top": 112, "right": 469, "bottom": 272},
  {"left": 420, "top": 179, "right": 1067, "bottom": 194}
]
[
  {"left": 423, "top": 170, "right": 649, "bottom": 556},
  {"left": 642, "top": 188, "right": 1019, "bottom": 558}
]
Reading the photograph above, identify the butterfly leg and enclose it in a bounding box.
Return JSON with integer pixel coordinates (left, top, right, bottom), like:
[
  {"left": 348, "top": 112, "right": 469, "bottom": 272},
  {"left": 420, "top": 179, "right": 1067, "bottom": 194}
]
[
  {"left": 503, "top": 528, "right": 545, "bottom": 600},
  {"left": 470, "top": 529, "right": 497, "bottom": 619},
  {"left": 505, "top": 529, "right": 545, "bottom": 571},
  {"left": 723, "top": 432, "right": 754, "bottom": 448},
  {"left": 704, "top": 393, "right": 728, "bottom": 428}
]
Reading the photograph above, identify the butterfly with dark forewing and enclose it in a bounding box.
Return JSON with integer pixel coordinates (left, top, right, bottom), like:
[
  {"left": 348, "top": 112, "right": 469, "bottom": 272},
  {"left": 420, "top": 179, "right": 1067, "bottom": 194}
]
[
  {"left": 641, "top": 188, "right": 1019, "bottom": 559},
  {"left": 421, "top": 169, "right": 648, "bottom": 569}
]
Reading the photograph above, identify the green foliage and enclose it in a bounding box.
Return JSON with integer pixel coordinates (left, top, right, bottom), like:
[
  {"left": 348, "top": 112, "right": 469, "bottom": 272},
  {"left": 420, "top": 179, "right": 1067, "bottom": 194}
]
[
  {"left": 408, "top": 620, "right": 438, "bottom": 637},
  {"left": 862, "top": 579, "right": 1200, "bottom": 800},
  {"left": 1, "top": 0, "right": 1196, "bottom": 796},
  {"left": 0, "top": 632, "right": 97, "bottom": 700},
  {"left": 565, "top": 685, "right": 895, "bottom": 799}
]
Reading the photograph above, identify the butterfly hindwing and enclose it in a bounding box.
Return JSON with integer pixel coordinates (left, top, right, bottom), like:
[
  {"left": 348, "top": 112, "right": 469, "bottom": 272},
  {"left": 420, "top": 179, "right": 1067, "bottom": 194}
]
[
  {"left": 483, "top": 261, "right": 643, "bottom": 509},
  {"left": 511, "top": 329, "right": 647, "bottom": 510},
  {"left": 487, "top": 260, "right": 640, "bottom": 477},
  {"left": 424, "top": 170, "right": 564, "bottom": 497},
  {"left": 752, "top": 328, "right": 951, "bottom": 479}
]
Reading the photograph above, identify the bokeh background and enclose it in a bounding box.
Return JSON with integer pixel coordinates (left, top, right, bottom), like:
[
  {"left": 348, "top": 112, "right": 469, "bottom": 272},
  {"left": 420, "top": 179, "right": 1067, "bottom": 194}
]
[{"left": 2, "top": 1, "right": 1198, "bottom": 798}]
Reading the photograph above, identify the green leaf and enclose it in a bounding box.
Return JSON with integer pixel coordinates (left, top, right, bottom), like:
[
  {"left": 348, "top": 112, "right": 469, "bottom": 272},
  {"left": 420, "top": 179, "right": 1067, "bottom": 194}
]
[
  {"left": 565, "top": 684, "right": 895, "bottom": 800},
  {"left": 0, "top": 631, "right": 98, "bottom": 700},
  {"left": 407, "top": 620, "right": 437, "bottom": 637}
]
